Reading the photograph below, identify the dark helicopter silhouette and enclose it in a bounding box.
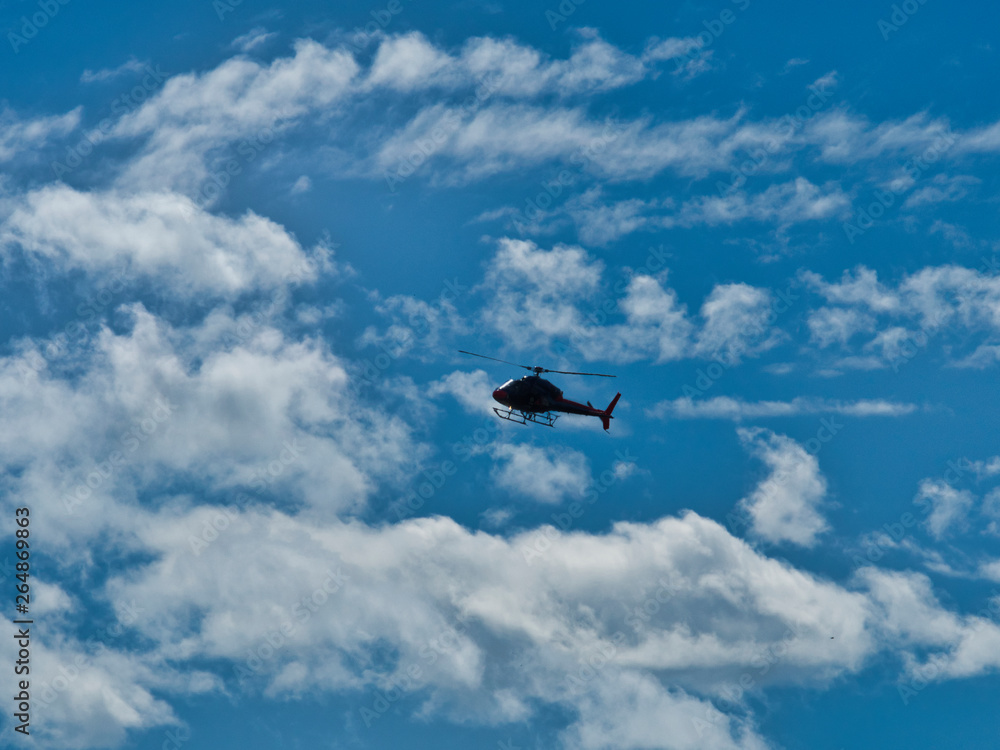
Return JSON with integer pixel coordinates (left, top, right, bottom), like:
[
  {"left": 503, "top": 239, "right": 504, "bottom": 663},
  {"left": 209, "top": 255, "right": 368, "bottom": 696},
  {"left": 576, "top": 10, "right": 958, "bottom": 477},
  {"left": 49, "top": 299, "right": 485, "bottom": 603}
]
[{"left": 460, "top": 350, "right": 621, "bottom": 430}]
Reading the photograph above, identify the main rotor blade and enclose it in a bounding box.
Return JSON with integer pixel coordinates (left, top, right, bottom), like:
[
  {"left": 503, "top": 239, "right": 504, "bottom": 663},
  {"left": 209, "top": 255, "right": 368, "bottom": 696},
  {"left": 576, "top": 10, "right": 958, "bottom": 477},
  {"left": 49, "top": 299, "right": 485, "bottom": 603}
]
[
  {"left": 458, "top": 350, "right": 532, "bottom": 371},
  {"left": 459, "top": 350, "right": 617, "bottom": 377},
  {"left": 541, "top": 368, "right": 616, "bottom": 378}
]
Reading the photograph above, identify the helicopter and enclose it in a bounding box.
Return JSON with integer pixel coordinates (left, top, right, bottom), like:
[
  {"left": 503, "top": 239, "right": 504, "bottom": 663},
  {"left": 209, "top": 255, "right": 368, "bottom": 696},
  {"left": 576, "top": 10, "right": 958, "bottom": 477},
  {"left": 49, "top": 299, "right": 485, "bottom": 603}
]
[{"left": 459, "top": 350, "right": 621, "bottom": 430}]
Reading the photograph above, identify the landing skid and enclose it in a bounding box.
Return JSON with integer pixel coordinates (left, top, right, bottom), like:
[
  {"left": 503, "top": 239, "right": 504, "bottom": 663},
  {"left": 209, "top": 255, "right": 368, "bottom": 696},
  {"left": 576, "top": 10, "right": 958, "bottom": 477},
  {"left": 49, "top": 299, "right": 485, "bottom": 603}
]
[{"left": 493, "top": 407, "right": 559, "bottom": 428}]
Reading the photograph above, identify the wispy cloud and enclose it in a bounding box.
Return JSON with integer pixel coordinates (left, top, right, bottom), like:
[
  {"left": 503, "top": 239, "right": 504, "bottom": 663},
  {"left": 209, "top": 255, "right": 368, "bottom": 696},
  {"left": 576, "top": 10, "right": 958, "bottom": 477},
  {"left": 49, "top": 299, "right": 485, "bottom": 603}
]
[
  {"left": 80, "top": 57, "right": 148, "bottom": 83},
  {"left": 649, "top": 396, "right": 919, "bottom": 420}
]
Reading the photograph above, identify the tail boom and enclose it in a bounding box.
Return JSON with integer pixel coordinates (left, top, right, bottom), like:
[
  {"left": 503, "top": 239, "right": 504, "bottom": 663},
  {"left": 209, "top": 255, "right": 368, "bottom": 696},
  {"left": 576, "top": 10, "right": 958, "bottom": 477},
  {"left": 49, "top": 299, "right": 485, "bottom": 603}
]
[{"left": 552, "top": 392, "right": 622, "bottom": 430}]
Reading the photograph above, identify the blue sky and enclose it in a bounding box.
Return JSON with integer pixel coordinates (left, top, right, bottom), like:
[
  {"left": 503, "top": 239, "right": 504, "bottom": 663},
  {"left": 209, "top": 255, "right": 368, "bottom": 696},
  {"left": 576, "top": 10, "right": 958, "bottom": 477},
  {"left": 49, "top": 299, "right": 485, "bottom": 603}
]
[{"left": 2, "top": 0, "right": 1000, "bottom": 747}]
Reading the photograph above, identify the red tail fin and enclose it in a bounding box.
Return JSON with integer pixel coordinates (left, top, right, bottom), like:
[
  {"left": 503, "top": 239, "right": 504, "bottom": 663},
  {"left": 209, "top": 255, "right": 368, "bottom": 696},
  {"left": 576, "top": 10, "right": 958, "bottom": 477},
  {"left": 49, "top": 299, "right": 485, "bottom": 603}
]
[{"left": 600, "top": 392, "right": 621, "bottom": 431}]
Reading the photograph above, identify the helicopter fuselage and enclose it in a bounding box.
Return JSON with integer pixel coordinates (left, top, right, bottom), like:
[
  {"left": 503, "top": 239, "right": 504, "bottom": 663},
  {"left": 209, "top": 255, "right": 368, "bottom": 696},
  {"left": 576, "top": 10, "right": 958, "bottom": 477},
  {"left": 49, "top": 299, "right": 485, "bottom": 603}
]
[{"left": 492, "top": 375, "right": 612, "bottom": 419}]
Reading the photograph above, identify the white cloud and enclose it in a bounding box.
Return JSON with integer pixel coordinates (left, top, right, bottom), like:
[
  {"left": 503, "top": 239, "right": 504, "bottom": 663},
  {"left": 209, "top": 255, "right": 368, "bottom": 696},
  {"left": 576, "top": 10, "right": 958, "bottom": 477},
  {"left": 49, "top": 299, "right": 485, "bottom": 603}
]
[
  {"left": 914, "top": 479, "right": 973, "bottom": 539},
  {"left": 650, "top": 396, "right": 916, "bottom": 421},
  {"left": 901, "top": 265, "right": 1000, "bottom": 329},
  {"left": 16, "top": 476, "right": 1000, "bottom": 746},
  {"left": 361, "top": 288, "right": 468, "bottom": 361},
  {"left": 80, "top": 57, "right": 148, "bottom": 83},
  {"left": 1, "top": 185, "right": 319, "bottom": 298},
  {"left": 860, "top": 568, "right": 1000, "bottom": 681},
  {"left": 480, "top": 238, "right": 603, "bottom": 344},
  {"left": 0, "top": 582, "right": 219, "bottom": 748},
  {"left": 929, "top": 220, "right": 974, "bottom": 249},
  {"left": 643, "top": 34, "right": 716, "bottom": 80},
  {"left": 100, "top": 508, "right": 885, "bottom": 748},
  {"left": 371, "top": 99, "right": 1000, "bottom": 188},
  {"left": 560, "top": 672, "right": 768, "bottom": 750},
  {"left": 428, "top": 369, "right": 496, "bottom": 416},
  {"left": 810, "top": 71, "right": 837, "bottom": 91},
  {"left": 642, "top": 37, "right": 705, "bottom": 63},
  {"left": 673, "top": 178, "right": 850, "bottom": 227},
  {"left": 366, "top": 31, "right": 649, "bottom": 96},
  {"left": 480, "top": 239, "right": 688, "bottom": 363},
  {"left": 801, "top": 267, "right": 901, "bottom": 313},
  {"left": 563, "top": 187, "right": 661, "bottom": 246},
  {"left": 231, "top": 27, "right": 279, "bottom": 53},
  {"left": 290, "top": 175, "right": 312, "bottom": 194},
  {"left": 366, "top": 32, "right": 455, "bottom": 90},
  {"left": 491, "top": 443, "right": 592, "bottom": 503},
  {"left": 608, "top": 274, "right": 694, "bottom": 363},
  {"left": 807, "top": 307, "right": 874, "bottom": 347},
  {"left": 0, "top": 303, "right": 428, "bottom": 552},
  {"left": 902, "top": 174, "right": 978, "bottom": 208},
  {"left": 952, "top": 344, "right": 1000, "bottom": 369},
  {"left": 802, "top": 110, "right": 955, "bottom": 164},
  {"left": 478, "top": 239, "right": 794, "bottom": 366},
  {"left": 737, "top": 428, "right": 829, "bottom": 547},
  {"left": 802, "top": 264, "right": 1000, "bottom": 367},
  {"left": 83, "top": 37, "right": 1000, "bottom": 200},
  {"left": 694, "top": 283, "right": 776, "bottom": 361},
  {"left": 373, "top": 101, "right": 795, "bottom": 184},
  {"left": 973, "top": 459, "right": 1000, "bottom": 481},
  {"left": 523, "top": 180, "right": 849, "bottom": 247},
  {"left": 0, "top": 106, "right": 81, "bottom": 162},
  {"left": 112, "top": 39, "right": 359, "bottom": 193},
  {"left": 977, "top": 559, "right": 1000, "bottom": 583}
]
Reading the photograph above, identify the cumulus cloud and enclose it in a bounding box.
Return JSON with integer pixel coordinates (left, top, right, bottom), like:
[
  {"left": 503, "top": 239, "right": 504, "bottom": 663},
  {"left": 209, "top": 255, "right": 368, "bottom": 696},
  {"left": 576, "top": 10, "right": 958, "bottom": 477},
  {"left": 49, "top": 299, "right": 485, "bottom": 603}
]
[
  {"left": 491, "top": 443, "right": 592, "bottom": 503},
  {"left": 480, "top": 237, "right": 603, "bottom": 343},
  {"left": 801, "top": 264, "right": 1000, "bottom": 367},
  {"left": 427, "top": 368, "right": 496, "bottom": 416},
  {"left": 860, "top": 568, "right": 1000, "bottom": 682},
  {"left": 694, "top": 283, "right": 778, "bottom": 361},
  {"left": 0, "top": 632, "right": 189, "bottom": 748},
  {"left": 560, "top": 673, "right": 768, "bottom": 750},
  {"left": 604, "top": 274, "right": 694, "bottom": 363},
  {"left": 737, "top": 428, "right": 830, "bottom": 547},
  {"left": 0, "top": 303, "right": 427, "bottom": 552},
  {"left": 15, "top": 475, "right": 1000, "bottom": 746},
  {"left": 98, "top": 509, "right": 884, "bottom": 748},
  {"left": 0, "top": 185, "right": 324, "bottom": 298},
  {"left": 479, "top": 238, "right": 787, "bottom": 366},
  {"left": 806, "top": 307, "right": 874, "bottom": 347},
  {"left": 915, "top": 479, "right": 974, "bottom": 539}
]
